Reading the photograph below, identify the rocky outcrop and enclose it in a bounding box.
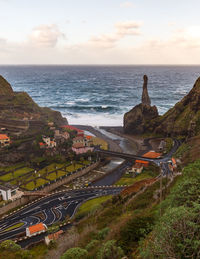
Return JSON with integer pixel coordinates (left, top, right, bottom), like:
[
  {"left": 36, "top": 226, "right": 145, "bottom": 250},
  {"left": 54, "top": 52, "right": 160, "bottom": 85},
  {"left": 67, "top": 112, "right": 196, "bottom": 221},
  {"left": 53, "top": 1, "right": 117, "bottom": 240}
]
[
  {"left": 0, "top": 75, "right": 68, "bottom": 135},
  {"left": 124, "top": 103, "right": 158, "bottom": 134},
  {"left": 142, "top": 75, "right": 151, "bottom": 105},
  {"left": 151, "top": 77, "right": 200, "bottom": 137},
  {"left": 124, "top": 75, "right": 158, "bottom": 134},
  {"left": 0, "top": 75, "right": 14, "bottom": 95}
]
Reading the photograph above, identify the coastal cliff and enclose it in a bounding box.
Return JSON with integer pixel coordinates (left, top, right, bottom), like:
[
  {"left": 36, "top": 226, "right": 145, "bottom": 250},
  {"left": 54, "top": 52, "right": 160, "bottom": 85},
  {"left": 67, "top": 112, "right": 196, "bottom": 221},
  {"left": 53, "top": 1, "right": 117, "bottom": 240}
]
[
  {"left": 152, "top": 77, "right": 200, "bottom": 137},
  {"left": 0, "top": 75, "right": 68, "bottom": 135}
]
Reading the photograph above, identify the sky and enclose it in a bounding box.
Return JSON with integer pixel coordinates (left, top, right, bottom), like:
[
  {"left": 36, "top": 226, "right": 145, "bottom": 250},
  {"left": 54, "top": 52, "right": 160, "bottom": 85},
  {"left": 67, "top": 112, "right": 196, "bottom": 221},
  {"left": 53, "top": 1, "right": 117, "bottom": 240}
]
[{"left": 0, "top": 0, "right": 200, "bottom": 64}]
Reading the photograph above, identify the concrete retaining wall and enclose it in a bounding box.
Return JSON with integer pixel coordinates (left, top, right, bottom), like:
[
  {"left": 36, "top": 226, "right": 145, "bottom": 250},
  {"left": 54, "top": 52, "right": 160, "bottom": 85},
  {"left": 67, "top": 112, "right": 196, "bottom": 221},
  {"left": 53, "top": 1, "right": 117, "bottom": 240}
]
[{"left": 0, "top": 162, "right": 99, "bottom": 217}]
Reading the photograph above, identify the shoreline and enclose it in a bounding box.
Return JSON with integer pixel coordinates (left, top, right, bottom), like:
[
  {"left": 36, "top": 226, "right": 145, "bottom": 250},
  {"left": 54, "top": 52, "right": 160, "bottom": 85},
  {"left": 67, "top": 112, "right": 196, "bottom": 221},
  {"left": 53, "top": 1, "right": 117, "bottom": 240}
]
[{"left": 73, "top": 124, "right": 149, "bottom": 155}]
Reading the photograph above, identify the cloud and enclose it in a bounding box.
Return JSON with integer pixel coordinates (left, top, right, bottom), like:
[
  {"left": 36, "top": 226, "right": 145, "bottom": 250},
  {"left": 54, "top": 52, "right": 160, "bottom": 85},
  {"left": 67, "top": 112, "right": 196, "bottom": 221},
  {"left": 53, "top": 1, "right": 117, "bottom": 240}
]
[
  {"left": 89, "top": 21, "right": 141, "bottom": 48},
  {"left": 120, "top": 1, "right": 134, "bottom": 8},
  {"left": 115, "top": 21, "right": 141, "bottom": 36},
  {"left": 29, "top": 24, "right": 65, "bottom": 48}
]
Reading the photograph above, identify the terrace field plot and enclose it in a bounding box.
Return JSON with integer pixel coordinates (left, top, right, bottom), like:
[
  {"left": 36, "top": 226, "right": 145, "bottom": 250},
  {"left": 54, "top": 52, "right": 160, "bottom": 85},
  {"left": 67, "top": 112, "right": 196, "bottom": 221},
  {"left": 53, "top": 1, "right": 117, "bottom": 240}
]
[
  {"left": 45, "top": 170, "right": 68, "bottom": 181},
  {"left": 22, "top": 178, "right": 49, "bottom": 191},
  {"left": 0, "top": 167, "right": 34, "bottom": 184},
  {"left": 65, "top": 163, "right": 85, "bottom": 172},
  {"left": 20, "top": 161, "right": 90, "bottom": 190}
]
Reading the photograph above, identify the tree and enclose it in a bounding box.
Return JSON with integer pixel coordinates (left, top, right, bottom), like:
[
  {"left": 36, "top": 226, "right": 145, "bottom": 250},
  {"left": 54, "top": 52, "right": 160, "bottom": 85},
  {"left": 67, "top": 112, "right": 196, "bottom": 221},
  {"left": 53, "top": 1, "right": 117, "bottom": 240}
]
[
  {"left": 0, "top": 240, "right": 21, "bottom": 251},
  {"left": 61, "top": 247, "right": 88, "bottom": 259},
  {"left": 97, "top": 240, "right": 124, "bottom": 259}
]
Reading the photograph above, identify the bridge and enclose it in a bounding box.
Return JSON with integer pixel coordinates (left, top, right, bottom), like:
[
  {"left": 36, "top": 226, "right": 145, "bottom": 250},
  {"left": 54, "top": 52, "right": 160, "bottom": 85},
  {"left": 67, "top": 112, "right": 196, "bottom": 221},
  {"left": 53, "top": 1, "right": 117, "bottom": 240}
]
[
  {"left": 95, "top": 139, "right": 181, "bottom": 164},
  {"left": 95, "top": 149, "right": 158, "bottom": 163}
]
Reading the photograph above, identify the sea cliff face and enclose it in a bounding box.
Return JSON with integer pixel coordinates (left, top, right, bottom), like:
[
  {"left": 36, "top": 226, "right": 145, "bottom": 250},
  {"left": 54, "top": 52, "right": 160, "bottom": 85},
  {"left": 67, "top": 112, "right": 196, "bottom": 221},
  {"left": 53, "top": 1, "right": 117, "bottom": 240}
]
[
  {"left": 0, "top": 75, "right": 68, "bottom": 135},
  {"left": 151, "top": 77, "right": 200, "bottom": 137}
]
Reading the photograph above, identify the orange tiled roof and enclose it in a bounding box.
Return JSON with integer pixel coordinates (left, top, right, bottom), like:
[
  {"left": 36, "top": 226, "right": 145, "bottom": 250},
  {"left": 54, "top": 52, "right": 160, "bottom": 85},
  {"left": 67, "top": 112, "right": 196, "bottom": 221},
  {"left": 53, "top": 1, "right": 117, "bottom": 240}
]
[
  {"left": 135, "top": 160, "right": 149, "bottom": 165},
  {"left": 172, "top": 157, "right": 176, "bottom": 164},
  {"left": 86, "top": 135, "right": 93, "bottom": 139},
  {"left": 48, "top": 230, "right": 63, "bottom": 240},
  {"left": 61, "top": 125, "right": 83, "bottom": 133},
  {"left": 142, "top": 151, "right": 161, "bottom": 159},
  {"left": 29, "top": 223, "right": 46, "bottom": 234},
  {"left": 0, "top": 134, "right": 9, "bottom": 140}
]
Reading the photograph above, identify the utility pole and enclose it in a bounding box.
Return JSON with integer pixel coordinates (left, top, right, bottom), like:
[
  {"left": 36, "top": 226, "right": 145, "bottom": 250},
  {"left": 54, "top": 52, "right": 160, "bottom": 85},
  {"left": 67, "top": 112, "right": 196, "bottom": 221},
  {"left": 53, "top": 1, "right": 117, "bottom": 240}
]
[{"left": 160, "top": 163, "right": 163, "bottom": 216}]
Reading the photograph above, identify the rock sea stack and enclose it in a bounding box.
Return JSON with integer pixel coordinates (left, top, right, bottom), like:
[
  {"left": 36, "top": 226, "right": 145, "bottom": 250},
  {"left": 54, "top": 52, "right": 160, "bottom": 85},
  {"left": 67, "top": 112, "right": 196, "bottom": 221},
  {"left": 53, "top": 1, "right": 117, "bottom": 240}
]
[
  {"left": 123, "top": 75, "right": 158, "bottom": 134},
  {"left": 142, "top": 75, "right": 151, "bottom": 106}
]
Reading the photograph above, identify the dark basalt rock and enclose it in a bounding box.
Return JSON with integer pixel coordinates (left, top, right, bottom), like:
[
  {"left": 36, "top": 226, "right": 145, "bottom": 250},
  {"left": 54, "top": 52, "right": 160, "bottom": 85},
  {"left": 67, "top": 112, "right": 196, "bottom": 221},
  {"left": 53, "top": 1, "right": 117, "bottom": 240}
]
[
  {"left": 124, "top": 103, "right": 158, "bottom": 134},
  {"left": 142, "top": 75, "right": 151, "bottom": 106},
  {"left": 123, "top": 75, "right": 158, "bottom": 134}
]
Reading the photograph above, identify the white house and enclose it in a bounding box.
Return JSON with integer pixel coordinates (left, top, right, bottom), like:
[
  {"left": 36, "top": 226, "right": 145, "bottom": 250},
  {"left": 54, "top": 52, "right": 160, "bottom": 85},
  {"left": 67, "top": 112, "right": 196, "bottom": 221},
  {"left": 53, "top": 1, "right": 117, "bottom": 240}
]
[
  {"left": 132, "top": 163, "right": 143, "bottom": 174},
  {"left": 42, "top": 136, "right": 57, "bottom": 148},
  {"left": 0, "top": 134, "right": 10, "bottom": 147},
  {"left": 0, "top": 184, "right": 18, "bottom": 201}
]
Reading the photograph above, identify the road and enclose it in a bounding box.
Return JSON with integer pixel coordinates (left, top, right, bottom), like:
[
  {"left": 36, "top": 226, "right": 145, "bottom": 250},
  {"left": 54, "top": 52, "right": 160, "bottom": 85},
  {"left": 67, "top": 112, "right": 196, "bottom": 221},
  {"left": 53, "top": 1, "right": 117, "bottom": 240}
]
[
  {"left": 96, "top": 139, "right": 181, "bottom": 175},
  {"left": 0, "top": 187, "right": 123, "bottom": 242}
]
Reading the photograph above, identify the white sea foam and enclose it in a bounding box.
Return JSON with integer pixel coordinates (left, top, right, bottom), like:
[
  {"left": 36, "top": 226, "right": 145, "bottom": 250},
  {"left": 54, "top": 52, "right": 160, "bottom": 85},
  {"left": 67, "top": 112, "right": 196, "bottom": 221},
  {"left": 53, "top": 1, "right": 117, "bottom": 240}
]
[
  {"left": 64, "top": 113, "right": 123, "bottom": 126},
  {"left": 65, "top": 101, "right": 76, "bottom": 105}
]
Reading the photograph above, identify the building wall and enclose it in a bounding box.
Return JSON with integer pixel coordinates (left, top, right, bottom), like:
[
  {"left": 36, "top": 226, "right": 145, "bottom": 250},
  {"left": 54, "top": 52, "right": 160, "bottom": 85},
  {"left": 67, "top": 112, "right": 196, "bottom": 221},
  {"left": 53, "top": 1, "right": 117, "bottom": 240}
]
[{"left": 0, "top": 189, "right": 11, "bottom": 200}]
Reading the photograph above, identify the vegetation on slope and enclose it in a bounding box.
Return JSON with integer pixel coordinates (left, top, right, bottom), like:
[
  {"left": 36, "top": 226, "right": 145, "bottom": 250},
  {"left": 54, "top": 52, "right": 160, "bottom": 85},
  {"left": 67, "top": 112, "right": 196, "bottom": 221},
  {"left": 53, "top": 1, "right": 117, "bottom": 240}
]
[{"left": 140, "top": 160, "right": 200, "bottom": 259}]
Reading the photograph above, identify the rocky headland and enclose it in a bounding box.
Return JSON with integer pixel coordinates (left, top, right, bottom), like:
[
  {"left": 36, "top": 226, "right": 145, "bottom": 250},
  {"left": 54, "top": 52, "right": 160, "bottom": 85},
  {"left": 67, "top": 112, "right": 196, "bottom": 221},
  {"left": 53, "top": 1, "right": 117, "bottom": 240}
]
[
  {"left": 0, "top": 75, "right": 67, "bottom": 136},
  {"left": 124, "top": 75, "right": 200, "bottom": 138}
]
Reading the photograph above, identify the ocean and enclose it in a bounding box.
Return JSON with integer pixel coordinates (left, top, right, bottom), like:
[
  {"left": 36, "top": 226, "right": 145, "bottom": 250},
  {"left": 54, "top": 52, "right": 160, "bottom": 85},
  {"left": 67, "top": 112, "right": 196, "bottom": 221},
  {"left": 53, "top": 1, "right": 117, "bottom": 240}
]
[{"left": 0, "top": 65, "right": 199, "bottom": 126}]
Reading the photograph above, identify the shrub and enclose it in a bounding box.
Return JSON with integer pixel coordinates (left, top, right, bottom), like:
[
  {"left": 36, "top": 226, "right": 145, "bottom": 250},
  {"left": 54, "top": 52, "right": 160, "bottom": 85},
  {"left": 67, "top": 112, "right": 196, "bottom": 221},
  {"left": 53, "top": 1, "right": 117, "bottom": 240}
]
[
  {"left": 0, "top": 240, "right": 21, "bottom": 252},
  {"left": 97, "top": 240, "right": 124, "bottom": 259},
  {"left": 97, "top": 227, "right": 110, "bottom": 240},
  {"left": 61, "top": 247, "right": 88, "bottom": 259},
  {"left": 118, "top": 215, "right": 154, "bottom": 253},
  {"left": 141, "top": 206, "right": 200, "bottom": 259},
  {"left": 85, "top": 239, "right": 100, "bottom": 251}
]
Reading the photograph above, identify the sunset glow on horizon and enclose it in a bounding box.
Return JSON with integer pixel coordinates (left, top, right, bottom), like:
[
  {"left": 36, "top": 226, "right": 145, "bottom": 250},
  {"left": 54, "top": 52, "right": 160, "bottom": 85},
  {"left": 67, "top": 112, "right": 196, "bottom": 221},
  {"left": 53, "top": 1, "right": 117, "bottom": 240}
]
[{"left": 0, "top": 0, "right": 200, "bottom": 64}]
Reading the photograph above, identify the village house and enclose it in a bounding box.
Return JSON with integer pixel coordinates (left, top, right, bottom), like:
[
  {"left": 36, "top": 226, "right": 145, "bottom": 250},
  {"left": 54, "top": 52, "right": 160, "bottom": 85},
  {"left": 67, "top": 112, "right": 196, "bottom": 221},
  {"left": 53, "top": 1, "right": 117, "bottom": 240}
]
[
  {"left": 73, "top": 136, "right": 85, "bottom": 147},
  {"left": 45, "top": 230, "right": 63, "bottom": 245},
  {"left": 61, "top": 125, "right": 84, "bottom": 137},
  {"left": 132, "top": 163, "right": 143, "bottom": 174},
  {"left": 0, "top": 134, "right": 10, "bottom": 147},
  {"left": 0, "top": 184, "right": 19, "bottom": 201},
  {"left": 54, "top": 129, "right": 70, "bottom": 140},
  {"left": 40, "top": 136, "right": 57, "bottom": 148},
  {"left": 26, "top": 223, "right": 47, "bottom": 237}
]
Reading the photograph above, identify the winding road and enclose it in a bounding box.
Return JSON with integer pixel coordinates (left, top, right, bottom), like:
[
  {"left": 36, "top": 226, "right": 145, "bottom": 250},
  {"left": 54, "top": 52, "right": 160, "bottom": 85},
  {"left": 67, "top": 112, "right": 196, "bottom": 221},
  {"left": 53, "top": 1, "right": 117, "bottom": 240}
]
[
  {"left": 0, "top": 125, "right": 181, "bottom": 246},
  {"left": 0, "top": 187, "right": 123, "bottom": 242}
]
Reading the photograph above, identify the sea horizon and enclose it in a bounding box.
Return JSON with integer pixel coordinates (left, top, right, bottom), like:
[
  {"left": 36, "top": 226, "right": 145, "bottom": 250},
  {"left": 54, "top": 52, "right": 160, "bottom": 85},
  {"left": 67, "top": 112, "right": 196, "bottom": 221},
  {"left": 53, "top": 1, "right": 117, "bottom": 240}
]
[{"left": 0, "top": 65, "right": 199, "bottom": 126}]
